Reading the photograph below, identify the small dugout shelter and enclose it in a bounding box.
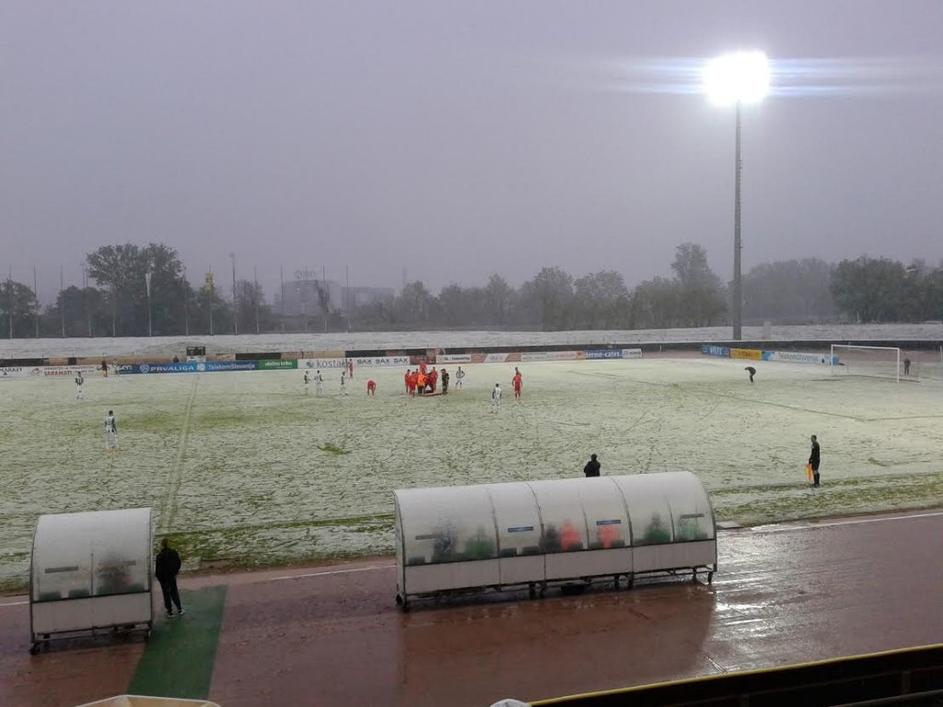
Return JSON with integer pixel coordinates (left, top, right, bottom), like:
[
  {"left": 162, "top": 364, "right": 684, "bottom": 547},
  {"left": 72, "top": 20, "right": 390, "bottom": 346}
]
[
  {"left": 393, "top": 472, "right": 716, "bottom": 609},
  {"left": 30, "top": 507, "right": 154, "bottom": 652}
]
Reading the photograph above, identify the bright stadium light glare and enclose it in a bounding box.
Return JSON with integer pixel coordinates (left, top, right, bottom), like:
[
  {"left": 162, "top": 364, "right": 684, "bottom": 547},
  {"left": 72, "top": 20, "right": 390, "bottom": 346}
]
[{"left": 703, "top": 51, "right": 770, "bottom": 106}]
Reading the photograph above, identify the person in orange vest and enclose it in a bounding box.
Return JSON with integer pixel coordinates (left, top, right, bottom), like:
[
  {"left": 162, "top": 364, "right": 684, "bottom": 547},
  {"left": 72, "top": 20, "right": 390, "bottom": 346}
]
[
  {"left": 560, "top": 520, "right": 582, "bottom": 552},
  {"left": 416, "top": 371, "right": 427, "bottom": 395}
]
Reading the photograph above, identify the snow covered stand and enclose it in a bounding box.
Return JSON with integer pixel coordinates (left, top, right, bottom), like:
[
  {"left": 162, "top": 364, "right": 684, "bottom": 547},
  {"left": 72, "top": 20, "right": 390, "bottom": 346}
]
[
  {"left": 30, "top": 508, "right": 154, "bottom": 653},
  {"left": 393, "top": 472, "right": 716, "bottom": 609}
]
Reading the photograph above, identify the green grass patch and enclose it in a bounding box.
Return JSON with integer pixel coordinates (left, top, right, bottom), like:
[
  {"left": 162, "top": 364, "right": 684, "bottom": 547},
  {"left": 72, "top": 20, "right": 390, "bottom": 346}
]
[{"left": 128, "top": 585, "right": 227, "bottom": 699}]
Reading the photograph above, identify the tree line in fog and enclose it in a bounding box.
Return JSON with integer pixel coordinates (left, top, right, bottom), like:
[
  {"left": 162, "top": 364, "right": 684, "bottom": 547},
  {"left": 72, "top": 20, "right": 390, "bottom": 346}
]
[{"left": 1, "top": 242, "right": 942, "bottom": 337}]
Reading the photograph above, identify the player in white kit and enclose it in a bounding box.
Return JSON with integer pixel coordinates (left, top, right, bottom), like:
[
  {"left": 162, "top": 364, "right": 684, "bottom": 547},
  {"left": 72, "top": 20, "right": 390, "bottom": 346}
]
[
  {"left": 315, "top": 370, "right": 324, "bottom": 396},
  {"left": 491, "top": 383, "right": 502, "bottom": 413},
  {"left": 104, "top": 410, "right": 118, "bottom": 450},
  {"left": 304, "top": 369, "right": 311, "bottom": 392},
  {"left": 75, "top": 371, "right": 85, "bottom": 400},
  {"left": 340, "top": 370, "right": 349, "bottom": 395},
  {"left": 455, "top": 366, "right": 466, "bottom": 390}
]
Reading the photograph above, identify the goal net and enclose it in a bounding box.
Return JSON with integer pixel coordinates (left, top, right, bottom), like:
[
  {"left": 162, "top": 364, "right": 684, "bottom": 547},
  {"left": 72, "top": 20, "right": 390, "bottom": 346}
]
[{"left": 830, "top": 345, "right": 900, "bottom": 382}]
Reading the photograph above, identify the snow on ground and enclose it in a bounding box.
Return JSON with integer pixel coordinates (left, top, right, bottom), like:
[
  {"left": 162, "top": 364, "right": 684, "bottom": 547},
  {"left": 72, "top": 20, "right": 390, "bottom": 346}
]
[
  {"left": 2, "top": 322, "right": 943, "bottom": 358},
  {"left": 2, "top": 356, "right": 942, "bottom": 590}
]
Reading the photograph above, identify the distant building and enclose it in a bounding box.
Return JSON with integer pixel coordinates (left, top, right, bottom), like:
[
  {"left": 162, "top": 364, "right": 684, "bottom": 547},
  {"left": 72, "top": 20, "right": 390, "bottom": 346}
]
[{"left": 276, "top": 275, "right": 393, "bottom": 316}]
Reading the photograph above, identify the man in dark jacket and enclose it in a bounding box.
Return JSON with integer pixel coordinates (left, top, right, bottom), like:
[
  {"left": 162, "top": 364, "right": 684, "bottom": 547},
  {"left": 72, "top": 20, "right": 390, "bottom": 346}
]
[
  {"left": 809, "top": 435, "right": 821, "bottom": 488},
  {"left": 155, "top": 538, "right": 184, "bottom": 617},
  {"left": 583, "top": 454, "right": 601, "bottom": 477}
]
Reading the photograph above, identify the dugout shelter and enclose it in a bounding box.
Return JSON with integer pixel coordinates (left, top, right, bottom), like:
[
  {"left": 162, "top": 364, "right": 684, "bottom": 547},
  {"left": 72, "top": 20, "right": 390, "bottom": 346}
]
[
  {"left": 393, "top": 472, "right": 716, "bottom": 609},
  {"left": 29, "top": 508, "right": 154, "bottom": 653}
]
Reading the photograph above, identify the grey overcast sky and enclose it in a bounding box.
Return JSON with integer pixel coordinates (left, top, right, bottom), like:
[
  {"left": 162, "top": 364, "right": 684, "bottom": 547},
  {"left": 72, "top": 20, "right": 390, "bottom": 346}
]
[{"left": 2, "top": 1, "right": 942, "bottom": 302}]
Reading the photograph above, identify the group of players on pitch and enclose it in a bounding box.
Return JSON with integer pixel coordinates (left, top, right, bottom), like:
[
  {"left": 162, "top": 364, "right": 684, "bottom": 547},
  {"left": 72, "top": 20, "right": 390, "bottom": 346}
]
[{"left": 300, "top": 359, "right": 525, "bottom": 408}]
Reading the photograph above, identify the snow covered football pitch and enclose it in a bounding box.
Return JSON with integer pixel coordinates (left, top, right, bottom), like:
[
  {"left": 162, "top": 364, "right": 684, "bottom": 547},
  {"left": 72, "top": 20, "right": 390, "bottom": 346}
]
[{"left": 2, "top": 355, "right": 943, "bottom": 590}]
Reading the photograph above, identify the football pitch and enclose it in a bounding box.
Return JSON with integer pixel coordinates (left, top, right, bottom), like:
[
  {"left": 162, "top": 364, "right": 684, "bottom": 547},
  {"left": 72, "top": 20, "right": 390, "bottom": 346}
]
[{"left": 2, "top": 355, "right": 943, "bottom": 590}]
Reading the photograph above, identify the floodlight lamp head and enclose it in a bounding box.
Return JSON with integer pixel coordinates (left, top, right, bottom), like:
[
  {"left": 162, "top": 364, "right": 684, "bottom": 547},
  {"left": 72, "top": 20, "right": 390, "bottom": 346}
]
[{"left": 703, "top": 51, "right": 770, "bottom": 106}]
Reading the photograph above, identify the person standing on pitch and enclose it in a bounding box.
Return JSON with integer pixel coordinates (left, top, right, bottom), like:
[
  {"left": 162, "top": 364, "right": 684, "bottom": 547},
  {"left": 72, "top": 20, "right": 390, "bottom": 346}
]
[
  {"left": 155, "top": 538, "right": 184, "bottom": 618},
  {"left": 809, "top": 435, "right": 821, "bottom": 487},
  {"left": 455, "top": 366, "right": 465, "bottom": 390},
  {"left": 745, "top": 366, "right": 756, "bottom": 383},
  {"left": 441, "top": 368, "right": 450, "bottom": 394},
  {"left": 512, "top": 370, "right": 523, "bottom": 400},
  {"left": 340, "top": 369, "right": 349, "bottom": 395},
  {"left": 404, "top": 369, "right": 411, "bottom": 394},
  {"left": 348, "top": 359, "right": 354, "bottom": 380},
  {"left": 315, "top": 369, "right": 324, "bottom": 396},
  {"left": 491, "top": 383, "right": 502, "bottom": 412},
  {"left": 304, "top": 369, "right": 311, "bottom": 392},
  {"left": 104, "top": 410, "right": 118, "bottom": 450},
  {"left": 75, "top": 371, "right": 85, "bottom": 400},
  {"left": 583, "top": 454, "right": 601, "bottom": 477}
]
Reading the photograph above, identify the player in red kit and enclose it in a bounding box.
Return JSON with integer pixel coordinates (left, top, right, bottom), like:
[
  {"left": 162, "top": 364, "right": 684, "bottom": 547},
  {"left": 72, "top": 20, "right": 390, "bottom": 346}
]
[
  {"left": 512, "top": 371, "right": 523, "bottom": 400},
  {"left": 366, "top": 379, "right": 376, "bottom": 396},
  {"left": 404, "top": 369, "right": 411, "bottom": 394}
]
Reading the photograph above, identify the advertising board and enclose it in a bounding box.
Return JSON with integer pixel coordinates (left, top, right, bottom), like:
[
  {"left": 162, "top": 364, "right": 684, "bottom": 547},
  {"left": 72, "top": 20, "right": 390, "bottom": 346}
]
[
  {"left": 258, "top": 359, "right": 298, "bottom": 370},
  {"left": 621, "top": 348, "right": 643, "bottom": 359},
  {"left": 298, "top": 358, "right": 347, "bottom": 369},
  {"left": 0, "top": 366, "right": 29, "bottom": 379},
  {"left": 729, "top": 348, "right": 763, "bottom": 361},
  {"left": 41, "top": 365, "right": 101, "bottom": 377},
  {"left": 437, "top": 354, "right": 472, "bottom": 364},
  {"left": 585, "top": 349, "right": 623, "bottom": 360},
  {"left": 123, "top": 362, "right": 199, "bottom": 374},
  {"left": 202, "top": 361, "right": 258, "bottom": 372},
  {"left": 701, "top": 345, "right": 730, "bottom": 358},
  {"left": 481, "top": 353, "right": 510, "bottom": 364},
  {"left": 763, "top": 351, "right": 835, "bottom": 365},
  {"left": 520, "top": 350, "right": 583, "bottom": 362},
  {"left": 353, "top": 356, "right": 410, "bottom": 367}
]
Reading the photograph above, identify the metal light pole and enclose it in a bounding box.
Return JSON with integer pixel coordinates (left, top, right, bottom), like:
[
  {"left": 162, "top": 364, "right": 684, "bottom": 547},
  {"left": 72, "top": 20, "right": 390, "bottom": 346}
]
[
  {"left": 230, "top": 253, "right": 238, "bottom": 335},
  {"left": 145, "top": 270, "right": 153, "bottom": 336},
  {"left": 7, "top": 266, "right": 13, "bottom": 339},
  {"left": 704, "top": 51, "right": 768, "bottom": 342},
  {"left": 253, "top": 265, "right": 260, "bottom": 334},
  {"left": 733, "top": 101, "right": 743, "bottom": 340},
  {"left": 208, "top": 269, "right": 215, "bottom": 336},
  {"left": 183, "top": 265, "right": 190, "bottom": 336},
  {"left": 60, "top": 265, "right": 66, "bottom": 337}
]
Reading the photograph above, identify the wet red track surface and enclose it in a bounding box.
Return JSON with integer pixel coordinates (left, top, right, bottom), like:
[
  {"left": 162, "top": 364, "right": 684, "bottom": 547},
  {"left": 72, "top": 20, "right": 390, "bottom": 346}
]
[{"left": 2, "top": 510, "right": 942, "bottom": 707}]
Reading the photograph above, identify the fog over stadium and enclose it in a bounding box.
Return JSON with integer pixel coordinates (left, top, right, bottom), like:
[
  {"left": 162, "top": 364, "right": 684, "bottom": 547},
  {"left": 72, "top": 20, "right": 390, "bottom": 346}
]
[{"left": 2, "top": 0, "right": 943, "bottom": 303}]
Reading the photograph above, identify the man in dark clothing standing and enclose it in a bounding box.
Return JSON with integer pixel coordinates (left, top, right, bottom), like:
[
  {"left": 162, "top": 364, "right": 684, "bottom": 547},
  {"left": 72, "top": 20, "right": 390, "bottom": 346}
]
[
  {"left": 155, "top": 538, "right": 184, "bottom": 617},
  {"left": 809, "top": 435, "right": 821, "bottom": 488},
  {"left": 583, "top": 454, "right": 601, "bottom": 477},
  {"left": 441, "top": 368, "right": 450, "bottom": 394}
]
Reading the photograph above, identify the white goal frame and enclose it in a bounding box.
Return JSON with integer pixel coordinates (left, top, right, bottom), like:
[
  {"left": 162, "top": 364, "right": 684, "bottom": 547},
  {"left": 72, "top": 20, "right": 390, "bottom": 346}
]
[{"left": 830, "top": 344, "right": 901, "bottom": 383}]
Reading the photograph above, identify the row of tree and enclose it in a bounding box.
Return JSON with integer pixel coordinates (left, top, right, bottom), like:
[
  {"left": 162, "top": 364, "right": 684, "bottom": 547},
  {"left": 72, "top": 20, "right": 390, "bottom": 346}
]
[
  {"left": 1, "top": 245, "right": 942, "bottom": 338},
  {"left": 363, "top": 243, "right": 728, "bottom": 330}
]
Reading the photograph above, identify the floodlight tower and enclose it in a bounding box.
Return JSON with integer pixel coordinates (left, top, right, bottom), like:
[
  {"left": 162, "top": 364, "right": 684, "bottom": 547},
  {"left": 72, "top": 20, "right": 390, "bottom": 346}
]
[{"left": 704, "top": 51, "right": 769, "bottom": 341}]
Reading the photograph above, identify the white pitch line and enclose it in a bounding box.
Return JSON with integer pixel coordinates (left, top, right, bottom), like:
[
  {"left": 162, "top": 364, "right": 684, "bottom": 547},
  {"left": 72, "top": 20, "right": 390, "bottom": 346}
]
[
  {"left": 750, "top": 510, "right": 943, "bottom": 534},
  {"left": 0, "top": 600, "right": 28, "bottom": 608},
  {"left": 270, "top": 564, "right": 394, "bottom": 582}
]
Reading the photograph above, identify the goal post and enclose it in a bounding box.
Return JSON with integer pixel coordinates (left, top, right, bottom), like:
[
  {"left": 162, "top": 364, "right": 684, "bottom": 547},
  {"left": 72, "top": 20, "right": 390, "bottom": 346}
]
[{"left": 830, "top": 344, "right": 901, "bottom": 383}]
